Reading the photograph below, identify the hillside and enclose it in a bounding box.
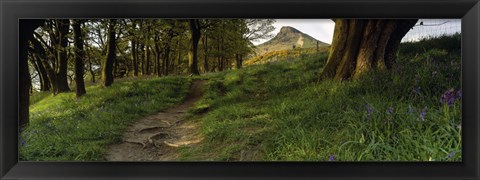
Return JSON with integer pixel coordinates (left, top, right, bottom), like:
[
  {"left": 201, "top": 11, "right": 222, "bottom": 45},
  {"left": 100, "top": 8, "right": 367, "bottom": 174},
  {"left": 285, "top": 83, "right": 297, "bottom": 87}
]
[
  {"left": 254, "top": 26, "right": 329, "bottom": 56},
  {"left": 21, "top": 35, "right": 461, "bottom": 161}
]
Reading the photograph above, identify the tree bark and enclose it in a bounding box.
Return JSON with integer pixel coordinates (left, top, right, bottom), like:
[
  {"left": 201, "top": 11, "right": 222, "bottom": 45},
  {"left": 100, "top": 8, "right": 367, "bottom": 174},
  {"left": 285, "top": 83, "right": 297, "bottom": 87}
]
[
  {"left": 30, "top": 39, "right": 51, "bottom": 92},
  {"left": 188, "top": 19, "right": 201, "bottom": 75},
  {"left": 30, "top": 37, "right": 58, "bottom": 93},
  {"left": 154, "top": 33, "right": 161, "bottom": 76},
  {"left": 33, "top": 55, "right": 51, "bottom": 91},
  {"left": 73, "top": 20, "right": 86, "bottom": 97},
  {"left": 235, "top": 54, "right": 243, "bottom": 69},
  {"left": 203, "top": 35, "right": 209, "bottom": 73},
  {"left": 20, "top": 20, "right": 44, "bottom": 130},
  {"left": 177, "top": 38, "right": 182, "bottom": 74},
  {"left": 102, "top": 19, "right": 116, "bottom": 87},
  {"left": 132, "top": 39, "right": 139, "bottom": 76},
  {"left": 55, "top": 19, "right": 71, "bottom": 93},
  {"left": 320, "top": 19, "right": 417, "bottom": 81}
]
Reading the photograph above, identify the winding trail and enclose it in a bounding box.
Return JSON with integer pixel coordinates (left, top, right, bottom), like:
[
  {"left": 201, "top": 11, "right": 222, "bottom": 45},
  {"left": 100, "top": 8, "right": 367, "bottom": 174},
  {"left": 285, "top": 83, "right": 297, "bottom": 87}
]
[{"left": 105, "top": 80, "right": 205, "bottom": 161}]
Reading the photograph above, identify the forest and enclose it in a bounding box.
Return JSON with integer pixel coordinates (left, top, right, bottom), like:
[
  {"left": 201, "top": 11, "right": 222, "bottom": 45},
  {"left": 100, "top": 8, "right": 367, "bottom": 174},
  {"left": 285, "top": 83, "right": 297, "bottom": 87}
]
[{"left": 19, "top": 19, "right": 461, "bottom": 161}]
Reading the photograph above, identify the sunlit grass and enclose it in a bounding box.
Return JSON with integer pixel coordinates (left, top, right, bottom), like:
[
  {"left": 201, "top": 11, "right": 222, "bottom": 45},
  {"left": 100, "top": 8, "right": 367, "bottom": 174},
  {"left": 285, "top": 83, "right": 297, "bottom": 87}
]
[
  {"left": 21, "top": 35, "right": 461, "bottom": 162},
  {"left": 181, "top": 35, "right": 461, "bottom": 161},
  {"left": 20, "top": 76, "right": 191, "bottom": 161}
]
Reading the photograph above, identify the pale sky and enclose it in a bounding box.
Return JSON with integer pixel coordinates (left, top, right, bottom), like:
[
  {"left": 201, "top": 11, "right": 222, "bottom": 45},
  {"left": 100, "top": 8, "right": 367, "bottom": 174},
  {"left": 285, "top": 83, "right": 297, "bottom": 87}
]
[{"left": 253, "top": 19, "right": 461, "bottom": 45}]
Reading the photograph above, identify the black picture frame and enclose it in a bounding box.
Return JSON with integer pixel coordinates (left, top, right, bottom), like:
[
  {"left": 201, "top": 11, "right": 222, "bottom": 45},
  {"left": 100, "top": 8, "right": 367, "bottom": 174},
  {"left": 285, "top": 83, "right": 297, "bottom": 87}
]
[{"left": 1, "top": 0, "right": 479, "bottom": 179}]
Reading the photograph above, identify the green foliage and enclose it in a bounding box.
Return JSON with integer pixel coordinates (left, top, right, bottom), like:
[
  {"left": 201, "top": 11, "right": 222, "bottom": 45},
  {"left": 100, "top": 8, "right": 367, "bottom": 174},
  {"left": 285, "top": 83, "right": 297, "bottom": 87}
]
[
  {"left": 181, "top": 35, "right": 461, "bottom": 161},
  {"left": 20, "top": 76, "right": 191, "bottom": 161}
]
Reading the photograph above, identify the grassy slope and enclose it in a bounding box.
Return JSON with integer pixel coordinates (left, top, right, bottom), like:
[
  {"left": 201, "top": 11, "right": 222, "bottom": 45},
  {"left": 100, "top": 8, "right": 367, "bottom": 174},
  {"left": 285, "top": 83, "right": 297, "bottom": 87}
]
[
  {"left": 245, "top": 46, "right": 330, "bottom": 66},
  {"left": 21, "top": 76, "right": 191, "bottom": 161},
  {"left": 181, "top": 34, "right": 462, "bottom": 161},
  {"left": 20, "top": 34, "right": 461, "bottom": 162}
]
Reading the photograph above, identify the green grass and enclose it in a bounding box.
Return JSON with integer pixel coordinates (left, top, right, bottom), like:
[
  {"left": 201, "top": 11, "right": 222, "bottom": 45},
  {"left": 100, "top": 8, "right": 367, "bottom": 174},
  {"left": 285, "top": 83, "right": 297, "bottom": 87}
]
[
  {"left": 21, "top": 35, "right": 461, "bottom": 162},
  {"left": 180, "top": 35, "right": 462, "bottom": 161},
  {"left": 20, "top": 76, "right": 191, "bottom": 161}
]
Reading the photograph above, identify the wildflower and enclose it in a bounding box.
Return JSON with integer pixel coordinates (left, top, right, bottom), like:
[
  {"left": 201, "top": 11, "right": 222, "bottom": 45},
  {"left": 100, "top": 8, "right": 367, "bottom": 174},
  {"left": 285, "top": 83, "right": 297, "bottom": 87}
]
[
  {"left": 440, "top": 89, "right": 459, "bottom": 106},
  {"left": 365, "top": 104, "right": 373, "bottom": 120},
  {"left": 20, "top": 139, "right": 26, "bottom": 147},
  {"left": 446, "top": 151, "right": 455, "bottom": 159},
  {"left": 328, "top": 154, "right": 336, "bottom": 161},
  {"left": 419, "top": 107, "right": 427, "bottom": 122},
  {"left": 455, "top": 90, "right": 462, "bottom": 99},
  {"left": 386, "top": 107, "right": 394, "bottom": 116}
]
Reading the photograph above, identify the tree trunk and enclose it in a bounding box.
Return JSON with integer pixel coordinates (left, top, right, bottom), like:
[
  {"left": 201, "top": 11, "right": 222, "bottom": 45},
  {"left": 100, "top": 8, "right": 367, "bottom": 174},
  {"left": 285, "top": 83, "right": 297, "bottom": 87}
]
[
  {"left": 102, "top": 19, "right": 116, "bottom": 87},
  {"left": 87, "top": 57, "right": 95, "bottom": 83},
  {"left": 132, "top": 39, "right": 139, "bottom": 76},
  {"left": 235, "top": 54, "right": 243, "bottom": 69},
  {"left": 154, "top": 34, "right": 161, "bottom": 76},
  {"left": 73, "top": 20, "right": 86, "bottom": 97},
  {"left": 164, "top": 46, "right": 171, "bottom": 76},
  {"left": 30, "top": 37, "right": 58, "bottom": 93},
  {"left": 55, "top": 19, "right": 71, "bottom": 93},
  {"left": 30, "top": 43, "right": 51, "bottom": 92},
  {"left": 188, "top": 19, "right": 201, "bottom": 75},
  {"left": 320, "top": 19, "right": 417, "bottom": 81},
  {"left": 31, "top": 56, "right": 50, "bottom": 91},
  {"left": 203, "top": 35, "right": 209, "bottom": 73},
  {"left": 177, "top": 38, "right": 182, "bottom": 74},
  {"left": 20, "top": 20, "right": 44, "bottom": 130}
]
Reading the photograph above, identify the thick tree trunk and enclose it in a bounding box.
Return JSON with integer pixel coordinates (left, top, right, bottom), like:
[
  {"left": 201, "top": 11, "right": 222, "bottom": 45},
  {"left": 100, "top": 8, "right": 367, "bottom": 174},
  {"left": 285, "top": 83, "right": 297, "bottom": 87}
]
[
  {"left": 102, "top": 19, "right": 116, "bottom": 87},
  {"left": 73, "top": 20, "right": 86, "bottom": 97},
  {"left": 55, "top": 19, "right": 71, "bottom": 93},
  {"left": 188, "top": 19, "right": 201, "bottom": 75},
  {"left": 20, "top": 20, "right": 44, "bottom": 130},
  {"left": 320, "top": 19, "right": 417, "bottom": 81}
]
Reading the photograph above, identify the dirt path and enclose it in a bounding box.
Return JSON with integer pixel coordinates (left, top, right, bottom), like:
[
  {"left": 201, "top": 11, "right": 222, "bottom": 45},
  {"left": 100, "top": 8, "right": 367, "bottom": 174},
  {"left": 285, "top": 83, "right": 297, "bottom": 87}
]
[{"left": 104, "top": 80, "right": 206, "bottom": 161}]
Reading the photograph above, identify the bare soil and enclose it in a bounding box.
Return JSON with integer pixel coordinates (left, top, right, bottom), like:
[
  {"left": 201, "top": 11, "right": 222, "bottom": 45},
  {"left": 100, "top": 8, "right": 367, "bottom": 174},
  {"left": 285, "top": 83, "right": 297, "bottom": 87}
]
[{"left": 104, "top": 80, "right": 205, "bottom": 161}]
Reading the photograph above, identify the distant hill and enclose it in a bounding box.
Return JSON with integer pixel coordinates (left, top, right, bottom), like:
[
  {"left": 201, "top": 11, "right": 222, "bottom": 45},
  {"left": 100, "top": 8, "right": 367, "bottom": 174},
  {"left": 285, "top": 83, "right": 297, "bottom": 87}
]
[{"left": 254, "top": 26, "right": 329, "bottom": 56}]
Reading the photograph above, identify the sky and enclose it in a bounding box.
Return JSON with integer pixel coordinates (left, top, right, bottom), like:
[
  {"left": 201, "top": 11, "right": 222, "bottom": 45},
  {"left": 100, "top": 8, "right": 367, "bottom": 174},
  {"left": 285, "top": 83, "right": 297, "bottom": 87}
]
[{"left": 253, "top": 19, "right": 461, "bottom": 45}]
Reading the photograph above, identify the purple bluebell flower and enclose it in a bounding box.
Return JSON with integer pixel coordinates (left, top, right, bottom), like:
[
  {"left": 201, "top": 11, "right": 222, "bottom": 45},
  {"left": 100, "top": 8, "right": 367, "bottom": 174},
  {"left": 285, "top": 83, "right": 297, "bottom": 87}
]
[
  {"left": 328, "top": 154, "right": 336, "bottom": 161},
  {"left": 420, "top": 107, "right": 427, "bottom": 122},
  {"left": 440, "top": 89, "right": 457, "bottom": 106},
  {"left": 455, "top": 90, "right": 462, "bottom": 99},
  {"left": 386, "top": 107, "right": 394, "bottom": 116},
  {"left": 365, "top": 104, "right": 373, "bottom": 120},
  {"left": 20, "top": 139, "right": 26, "bottom": 147},
  {"left": 446, "top": 151, "right": 455, "bottom": 159}
]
